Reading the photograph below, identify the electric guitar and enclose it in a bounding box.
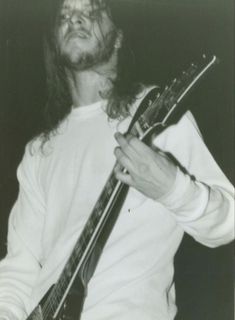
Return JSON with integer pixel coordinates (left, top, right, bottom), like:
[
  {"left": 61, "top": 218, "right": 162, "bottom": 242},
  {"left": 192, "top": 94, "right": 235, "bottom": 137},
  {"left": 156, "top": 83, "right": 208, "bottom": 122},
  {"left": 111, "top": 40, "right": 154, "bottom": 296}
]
[{"left": 27, "top": 55, "right": 218, "bottom": 320}]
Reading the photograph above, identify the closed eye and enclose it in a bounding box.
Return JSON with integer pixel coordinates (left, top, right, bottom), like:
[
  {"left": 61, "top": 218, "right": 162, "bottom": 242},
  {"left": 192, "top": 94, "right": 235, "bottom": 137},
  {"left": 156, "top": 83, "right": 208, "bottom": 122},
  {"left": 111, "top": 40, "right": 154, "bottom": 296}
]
[{"left": 59, "top": 12, "right": 71, "bottom": 22}]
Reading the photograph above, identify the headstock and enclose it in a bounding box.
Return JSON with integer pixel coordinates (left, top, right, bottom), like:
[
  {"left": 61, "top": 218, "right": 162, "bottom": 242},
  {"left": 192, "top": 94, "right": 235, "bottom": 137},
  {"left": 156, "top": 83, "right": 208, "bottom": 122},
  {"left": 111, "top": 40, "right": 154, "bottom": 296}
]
[{"left": 133, "top": 55, "right": 219, "bottom": 139}]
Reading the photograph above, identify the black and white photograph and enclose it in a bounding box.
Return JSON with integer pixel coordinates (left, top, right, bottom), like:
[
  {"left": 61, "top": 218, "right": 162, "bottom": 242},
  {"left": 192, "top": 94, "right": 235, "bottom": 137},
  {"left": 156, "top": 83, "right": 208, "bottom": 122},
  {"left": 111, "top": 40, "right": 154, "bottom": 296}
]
[{"left": 0, "top": 0, "right": 234, "bottom": 319}]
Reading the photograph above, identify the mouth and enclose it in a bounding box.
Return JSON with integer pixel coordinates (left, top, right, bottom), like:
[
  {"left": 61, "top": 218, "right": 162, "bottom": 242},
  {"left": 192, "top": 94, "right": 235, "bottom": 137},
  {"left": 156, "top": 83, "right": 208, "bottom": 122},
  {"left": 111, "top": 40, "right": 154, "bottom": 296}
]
[{"left": 67, "top": 30, "right": 90, "bottom": 41}]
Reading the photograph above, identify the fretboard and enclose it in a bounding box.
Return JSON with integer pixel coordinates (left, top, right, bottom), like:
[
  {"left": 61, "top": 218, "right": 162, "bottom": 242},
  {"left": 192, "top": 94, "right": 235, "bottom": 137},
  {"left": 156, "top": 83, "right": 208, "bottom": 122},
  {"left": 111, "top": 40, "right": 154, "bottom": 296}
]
[
  {"left": 39, "top": 55, "right": 218, "bottom": 317},
  {"left": 45, "top": 169, "right": 121, "bottom": 313}
]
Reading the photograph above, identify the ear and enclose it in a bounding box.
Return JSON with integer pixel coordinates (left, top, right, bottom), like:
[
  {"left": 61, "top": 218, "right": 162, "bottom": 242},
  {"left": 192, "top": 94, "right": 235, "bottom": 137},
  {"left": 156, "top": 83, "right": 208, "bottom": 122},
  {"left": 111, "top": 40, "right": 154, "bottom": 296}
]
[{"left": 114, "top": 30, "right": 123, "bottom": 49}]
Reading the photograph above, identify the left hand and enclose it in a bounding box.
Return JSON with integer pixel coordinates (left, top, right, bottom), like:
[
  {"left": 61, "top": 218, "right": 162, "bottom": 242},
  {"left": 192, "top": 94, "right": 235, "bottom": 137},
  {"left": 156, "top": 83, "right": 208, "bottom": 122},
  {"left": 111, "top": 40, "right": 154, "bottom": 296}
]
[{"left": 114, "top": 132, "right": 177, "bottom": 200}]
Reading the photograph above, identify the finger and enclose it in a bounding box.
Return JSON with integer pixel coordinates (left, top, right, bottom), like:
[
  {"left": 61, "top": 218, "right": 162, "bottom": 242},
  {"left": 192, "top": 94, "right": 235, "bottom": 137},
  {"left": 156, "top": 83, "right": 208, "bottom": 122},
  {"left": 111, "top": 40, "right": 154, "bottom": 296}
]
[
  {"left": 114, "top": 167, "right": 134, "bottom": 186},
  {"left": 114, "top": 147, "right": 134, "bottom": 172},
  {"left": 128, "top": 136, "right": 152, "bottom": 154},
  {"left": 128, "top": 137, "right": 166, "bottom": 163},
  {"left": 114, "top": 132, "right": 128, "bottom": 146},
  {"left": 114, "top": 132, "right": 138, "bottom": 159}
]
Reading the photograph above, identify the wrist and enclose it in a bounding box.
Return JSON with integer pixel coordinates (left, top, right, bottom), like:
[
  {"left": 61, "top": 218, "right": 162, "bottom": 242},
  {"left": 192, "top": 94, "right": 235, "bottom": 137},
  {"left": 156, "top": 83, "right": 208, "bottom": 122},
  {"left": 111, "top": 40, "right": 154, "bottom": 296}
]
[{"left": 155, "top": 166, "right": 183, "bottom": 204}]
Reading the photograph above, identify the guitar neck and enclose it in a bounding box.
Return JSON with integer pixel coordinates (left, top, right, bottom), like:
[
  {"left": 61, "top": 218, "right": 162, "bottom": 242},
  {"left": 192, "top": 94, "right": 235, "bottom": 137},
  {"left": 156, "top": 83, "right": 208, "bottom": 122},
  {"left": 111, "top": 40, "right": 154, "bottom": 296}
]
[
  {"left": 37, "top": 55, "right": 219, "bottom": 318},
  {"left": 48, "top": 88, "right": 161, "bottom": 313}
]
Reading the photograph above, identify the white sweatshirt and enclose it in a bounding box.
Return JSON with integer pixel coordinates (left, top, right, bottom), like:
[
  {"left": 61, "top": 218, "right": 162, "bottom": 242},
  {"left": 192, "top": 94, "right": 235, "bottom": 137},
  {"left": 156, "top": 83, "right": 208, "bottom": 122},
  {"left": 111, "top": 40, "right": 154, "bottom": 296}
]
[{"left": 0, "top": 98, "right": 234, "bottom": 320}]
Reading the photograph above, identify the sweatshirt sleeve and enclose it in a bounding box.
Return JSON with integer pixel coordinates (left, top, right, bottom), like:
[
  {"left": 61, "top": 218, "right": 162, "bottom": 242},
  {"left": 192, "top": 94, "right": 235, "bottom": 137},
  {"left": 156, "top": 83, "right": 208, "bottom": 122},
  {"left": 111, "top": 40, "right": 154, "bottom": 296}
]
[
  {"left": 0, "top": 142, "right": 45, "bottom": 320},
  {"left": 155, "top": 111, "right": 234, "bottom": 248}
]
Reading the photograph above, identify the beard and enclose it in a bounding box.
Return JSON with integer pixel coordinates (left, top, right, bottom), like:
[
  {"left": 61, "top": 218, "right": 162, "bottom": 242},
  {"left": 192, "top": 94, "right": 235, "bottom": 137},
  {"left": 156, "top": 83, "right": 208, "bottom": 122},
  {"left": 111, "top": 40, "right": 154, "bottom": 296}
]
[{"left": 58, "top": 28, "right": 118, "bottom": 71}]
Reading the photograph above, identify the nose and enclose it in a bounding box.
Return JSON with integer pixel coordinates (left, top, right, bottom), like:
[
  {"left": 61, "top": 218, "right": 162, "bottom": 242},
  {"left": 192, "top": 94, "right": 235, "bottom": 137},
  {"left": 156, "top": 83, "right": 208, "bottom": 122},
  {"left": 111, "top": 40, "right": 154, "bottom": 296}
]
[{"left": 68, "top": 11, "right": 85, "bottom": 28}]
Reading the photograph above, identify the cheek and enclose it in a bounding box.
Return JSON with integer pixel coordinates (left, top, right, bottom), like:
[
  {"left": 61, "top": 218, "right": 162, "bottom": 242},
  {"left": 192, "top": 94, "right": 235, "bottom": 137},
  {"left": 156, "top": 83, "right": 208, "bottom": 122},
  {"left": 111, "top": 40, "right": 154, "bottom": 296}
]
[
  {"left": 91, "top": 24, "right": 108, "bottom": 46},
  {"left": 92, "top": 20, "right": 116, "bottom": 45},
  {"left": 56, "top": 27, "right": 67, "bottom": 50}
]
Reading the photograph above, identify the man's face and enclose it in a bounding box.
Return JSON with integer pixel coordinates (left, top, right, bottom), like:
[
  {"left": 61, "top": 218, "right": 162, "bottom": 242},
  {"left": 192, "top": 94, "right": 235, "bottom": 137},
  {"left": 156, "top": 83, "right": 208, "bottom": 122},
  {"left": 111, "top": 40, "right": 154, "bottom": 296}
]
[{"left": 56, "top": 0, "right": 118, "bottom": 70}]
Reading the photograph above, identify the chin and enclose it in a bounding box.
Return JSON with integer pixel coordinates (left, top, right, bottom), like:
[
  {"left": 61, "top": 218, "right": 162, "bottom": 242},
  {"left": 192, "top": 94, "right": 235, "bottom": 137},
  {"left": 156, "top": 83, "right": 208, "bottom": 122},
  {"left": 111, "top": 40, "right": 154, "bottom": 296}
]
[
  {"left": 61, "top": 50, "right": 95, "bottom": 71},
  {"left": 62, "top": 45, "right": 84, "bottom": 62},
  {"left": 69, "top": 51, "right": 84, "bottom": 64}
]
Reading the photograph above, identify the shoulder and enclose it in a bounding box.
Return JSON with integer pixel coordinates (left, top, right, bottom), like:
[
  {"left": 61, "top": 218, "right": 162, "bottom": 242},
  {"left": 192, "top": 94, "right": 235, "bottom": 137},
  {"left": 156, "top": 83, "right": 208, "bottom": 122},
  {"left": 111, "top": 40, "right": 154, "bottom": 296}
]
[
  {"left": 158, "top": 110, "right": 203, "bottom": 142},
  {"left": 153, "top": 110, "right": 206, "bottom": 162},
  {"left": 17, "top": 137, "right": 43, "bottom": 183},
  {"left": 180, "top": 110, "right": 203, "bottom": 138}
]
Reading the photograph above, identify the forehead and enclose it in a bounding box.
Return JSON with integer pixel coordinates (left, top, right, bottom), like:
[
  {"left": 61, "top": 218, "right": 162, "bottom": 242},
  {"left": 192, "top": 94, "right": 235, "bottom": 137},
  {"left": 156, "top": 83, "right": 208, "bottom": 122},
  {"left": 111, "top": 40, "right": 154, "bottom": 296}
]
[{"left": 61, "top": 0, "right": 103, "bottom": 11}]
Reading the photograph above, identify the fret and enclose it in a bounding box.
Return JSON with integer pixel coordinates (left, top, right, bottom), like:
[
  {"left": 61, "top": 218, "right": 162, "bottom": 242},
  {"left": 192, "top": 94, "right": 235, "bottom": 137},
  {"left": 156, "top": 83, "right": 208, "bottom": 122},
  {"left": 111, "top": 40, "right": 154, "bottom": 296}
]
[
  {"left": 99, "top": 188, "right": 109, "bottom": 205},
  {"left": 95, "top": 207, "right": 103, "bottom": 217},
  {"left": 137, "top": 116, "right": 150, "bottom": 134},
  {"left": 52, "top": 288, "right": 62, "bottom": 306},
  {"left": 85, "top": 218, "right": 93, "bottom": 232},
  {"left": 42, "top": 290, "right": 60, "bottom": 317},
  {"left": 64, "top": 263, "right": 73, "bottom": 278},
  {"left": 105, "top": 179, "right": 114, "bottom": 196},
  {"left": 74, "top": 242, "right": 84, "bottom": 259},
  {"left": 94, "top": 199, "right": 103, "bottom": 215}
]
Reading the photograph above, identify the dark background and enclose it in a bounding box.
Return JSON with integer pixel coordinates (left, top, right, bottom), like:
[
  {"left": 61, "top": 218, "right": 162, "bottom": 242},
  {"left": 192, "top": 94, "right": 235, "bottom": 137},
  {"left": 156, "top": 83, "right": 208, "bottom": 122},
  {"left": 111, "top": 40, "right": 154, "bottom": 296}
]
[{"left": 0, "top": 0, "right": 234, "bottom": 319}]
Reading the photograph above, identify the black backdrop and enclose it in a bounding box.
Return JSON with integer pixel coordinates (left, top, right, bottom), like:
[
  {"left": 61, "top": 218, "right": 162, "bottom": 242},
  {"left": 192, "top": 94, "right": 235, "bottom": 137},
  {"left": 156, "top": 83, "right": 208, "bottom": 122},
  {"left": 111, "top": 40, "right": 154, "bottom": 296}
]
[{"left": 0, "top": 0, "right": 234, "bottom": 319}]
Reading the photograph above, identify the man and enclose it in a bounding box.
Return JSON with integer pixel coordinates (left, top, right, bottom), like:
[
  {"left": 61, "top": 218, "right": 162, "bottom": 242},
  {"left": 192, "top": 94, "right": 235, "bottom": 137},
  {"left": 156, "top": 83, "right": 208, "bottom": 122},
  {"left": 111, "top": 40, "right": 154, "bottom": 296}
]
[{"left": 0, "top": 0, "right": 234, "bottom": 319}]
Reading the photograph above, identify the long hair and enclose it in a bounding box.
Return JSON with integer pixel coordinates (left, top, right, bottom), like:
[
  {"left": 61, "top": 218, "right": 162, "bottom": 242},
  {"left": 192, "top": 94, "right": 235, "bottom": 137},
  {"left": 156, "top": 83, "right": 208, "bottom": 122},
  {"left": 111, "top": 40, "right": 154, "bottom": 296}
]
[{"left": 40, "top": 0, "right": 142, "bottom": 145}]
